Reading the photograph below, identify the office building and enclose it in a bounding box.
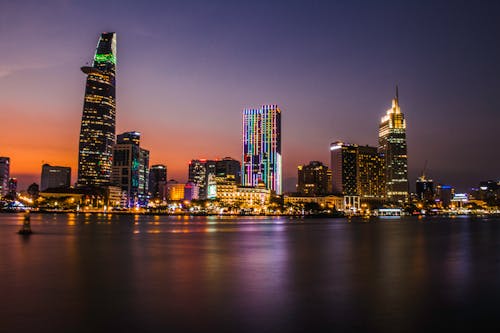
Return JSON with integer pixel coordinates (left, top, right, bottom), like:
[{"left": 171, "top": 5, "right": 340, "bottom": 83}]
[
  {"left": 330, "top": 142, "right": 385, "bottom": 199},
  {"left": 416, "top": 176, "right": 435, "bottom": 202},
  {"left": 77, "top": 32, "right": 117, "bottom": 187},
  {"left": 184, "top": 182, "right": 199, "bottom": 201},
  {"left": 0, "top": 157, "right": 9, "bottom": 197},
  {"left": 297, "top": 161, "right": 332, "bottom": 196},
  {"left": 41, "top": 164, "right": 71, "bottom": 191},
  {"left": 188, "top": 159, "right": 216, "bottom": 200},
  {"left": 216, "top": 157, "right": 241, "bottom": 183},
  {"left": 111, "top": 131, "right": 149, "bottom": 207},
  {"left": 242, "top": 105, "right": 282, "bottom": 194},
  {"left": 167, "top": 180, "right": 185, "bottom": 201},
  {"left": 378, "top": 87, "right": 409, "bottom": 202},
  {"left": 8, "top": 178, "right": 17, "bottom": 197},
  {"left": 149, "top": 164, "right": 167, "bottom": 201}
]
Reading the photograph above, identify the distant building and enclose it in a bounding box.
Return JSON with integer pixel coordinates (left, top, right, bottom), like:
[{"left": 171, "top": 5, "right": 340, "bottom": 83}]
[
  {"left": 0, "top": 157, "right": 9, "bottom": 197},
  {"left": 167, "top": 180, "right": 185, "bottom": 201},
  {"left": 242, "top": 105, "right": 282, "bottom": 194},
  {"left": 8, "top": 178, "right": 17, "bottom": 197},
  {"left": 217, "top": 184, "right": 271, "bottom": 210},
  {"left": 77, "top": 32, "right": 116, "bottom": 187},
  {"left": 41, "top": 164, "right": 71, "bottom": 191},
  {"left": 216, "top": 157, "right": 241, "bottom": 184},
  {"left": 378, "top": 87, "right": 409, "bottom": 202},
  {"left": 297, "top": 161, "right": 332, "bottom": 196},
  {"left": 436, "top": 185, "right": 453, "bottom": 208},
  {"left": 111, "top": 131, "right": 149, "bottom": 207},
  {"left": 188, "top": 159, "right": 217, "bottom": 200},
  {"left": 330, "top": 142, "right": 385, "bottom": 199},
  {"left": 416, "top": 176, "right": 434, "bottom": 202},
  {"left": 149, "top": 164, "right": 167, "bottom": 201},
  {"left": 284, "top": 195, "right": 344, "bottom": 211},
  {"left": 184, "top": 182, "right": 199, "bottom": 201}
]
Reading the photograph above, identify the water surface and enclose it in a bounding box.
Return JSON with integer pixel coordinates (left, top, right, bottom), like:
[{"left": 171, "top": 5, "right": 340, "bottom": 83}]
[{"left": 1, "top": 213, "right": 499, "bottom": 332}]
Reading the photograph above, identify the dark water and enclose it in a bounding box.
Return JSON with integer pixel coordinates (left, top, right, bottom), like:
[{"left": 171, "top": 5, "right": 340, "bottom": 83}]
[{"left": 1, "top": 213, "right": 500, "bottom": 332}]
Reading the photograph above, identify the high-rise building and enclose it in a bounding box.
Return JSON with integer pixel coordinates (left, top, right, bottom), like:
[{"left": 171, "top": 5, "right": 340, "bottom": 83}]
[
  {"left": 242, "top": 105, "right": 282, "bottom": 194},
  {"left": 77, "top": 32, "right": 117, "bottom": 187},
  {"left": 216, "top": 157, "right": 241, "bottom": 184},
  {"left": 330, "top": 142, "right": 358, "bottom": 196},
  {"left": 0, "top": 157, "right": 9, "bottom": 197},
  {"left": 378, "top": 87, "right": 409, "bottom": 202},
  {"left": 357, "top": 145, "right": 385, "bottom": 199},
  {"left": 188, "top": 159, "right": 216, "bottom": 200},
  {"left": 297, "top": 161, "right": 332, "bottom": 196},
  {"left": 330, "top": 142, "right": 385, "bottom": 199},
  {"left": 8, "top": 178, "right": 17, "bottom": 198},
  {"left": 416, "top": 176, "right": 434, "bottom": 202},
  {"left": 111, "top": 131, "right": 149, "bottom": 207},
  {"left": 41, "top": 164, "right": 71, "bottom": 191},
  {"left": 149, "top": 164, "right": 167, "bottom": 201}
]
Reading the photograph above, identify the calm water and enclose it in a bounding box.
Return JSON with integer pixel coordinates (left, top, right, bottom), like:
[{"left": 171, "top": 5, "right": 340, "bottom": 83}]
[{"left": 1, "top": 213, "right": 500, "bottom": 332}]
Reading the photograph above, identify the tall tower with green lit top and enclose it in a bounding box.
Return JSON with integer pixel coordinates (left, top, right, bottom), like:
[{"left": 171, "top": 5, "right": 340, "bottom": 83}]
[{"left": 77, "top": 32, "right": 117, "bottom": 187}]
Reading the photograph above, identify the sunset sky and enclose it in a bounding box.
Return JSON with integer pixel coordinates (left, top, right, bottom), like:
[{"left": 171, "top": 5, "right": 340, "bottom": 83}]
[{"left": 0, "top": 0, "right": 499, "bottom": 192}]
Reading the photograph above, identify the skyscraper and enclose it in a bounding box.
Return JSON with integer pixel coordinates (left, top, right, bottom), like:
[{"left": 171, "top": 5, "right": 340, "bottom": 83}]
[
  {"left": 297, "top": 161, "right": 332, "bottom": 196},
  {"left": 41, "top": 164, "right": 71, "bottom": 191},
  {"left": 111, "top": 131, "right": 149, "bottom": 207},
  {"left": 77, "top": 32, "right": 117, "bottom": 187},
  {"left": 149, "top": 164, "right": 167, "bottom": 201},
  {"left": 188, "top": 159, "right": 216, "bottom": 200},
  {"left": 242, "top": 105, "right": 282, "bottom": 194},
  {"left": 0, "top": 157, "right": 9, "bottom": 197},
  {"left": 216, "top": 157, "right": 241, "bottom": 183},
  {"left": 378, "top": 87, "right": 409, "bottom": 202},
  {"left": 330, "top": 142, "right": 385, "bottom": 199}
]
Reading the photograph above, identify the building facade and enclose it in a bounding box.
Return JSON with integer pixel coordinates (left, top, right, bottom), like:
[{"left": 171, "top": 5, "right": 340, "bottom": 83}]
[
  {"left": 330, "top": 142, "right": 385, "bottom": 199},
  {"left": 242, "top": 105, "right": 282, "bottom": 194},
  {"left": 149, "top": 164, "right": 167, "bottom": 201},
  {"left": 0, "top": 157, "right": 9, "bottom": 197},
  {"left": 216, "top": 157, "right": 241, "bottom": 184},
  {"left": 77, "top": 32, "right": 117, "bottom": 187},
  {"left": 41, "top": 164, "right": 71, "bottom": 191},
  {"left": 297, "top": 161, "right": 332, "bottom": 196},
  {"left": 111, "top": 132, "right": 149, "bottom": 207},
  {"left": 378, "top": 87, "right": 409, "bottom": 202},
  {"left": 188, "top": 159, "right": 216, "bottom": 200}
]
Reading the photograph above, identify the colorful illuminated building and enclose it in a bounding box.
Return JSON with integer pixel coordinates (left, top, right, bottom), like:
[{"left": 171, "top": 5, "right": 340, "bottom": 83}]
[
  {"left": 378, "top": 87, "right": 409, "bottom": 202},
  {"left": 111, "top": 131, "right": 149, "bottom": 207},
  {"left": 297, "top": 161, "right": 332, "bottom": 196},
  {"left": 242, "top": 105, "right": 282, "bottom": 194},
  {"left": 77, "top": 32, "right": 117, "bottom": 187}
]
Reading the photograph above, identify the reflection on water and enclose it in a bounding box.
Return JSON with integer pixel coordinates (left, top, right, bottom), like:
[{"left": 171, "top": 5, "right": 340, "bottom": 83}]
[{"left": 1, "top": 213, "right": 500, "bottom": 332}]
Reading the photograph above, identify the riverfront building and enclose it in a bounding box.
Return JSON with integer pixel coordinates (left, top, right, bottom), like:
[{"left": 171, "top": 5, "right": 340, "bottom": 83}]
[
  {"left": 149, "top": 165, "right": 167, "bottom": 201},
  {"left": 77, "top": 32, "right": 117, "bottom": 187},
  {"left": 330, "top": 142, "right": 385, "bottom": 199},
  {"left": 111, "top": 131, "right": 149, "bottom": 207},
  {"left": 0, "top": 157, "right": 10, "bottom": 197},
  {"left": 242, "top": 105, "right": 282, "bottom": 194},
  {"left": 378, "top": 87, "right": 409, "bottom": 202},
  {"left": 41, "top": 164, "right": 71, "bottom": 191},
  {"left": 297, "top": 161, "right": 332, "bottom": 196}
]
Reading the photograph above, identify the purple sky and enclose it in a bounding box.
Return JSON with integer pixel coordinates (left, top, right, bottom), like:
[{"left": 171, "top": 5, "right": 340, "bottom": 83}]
[{"left": 0, "top": 0, "right": 499, "bottom": 192}]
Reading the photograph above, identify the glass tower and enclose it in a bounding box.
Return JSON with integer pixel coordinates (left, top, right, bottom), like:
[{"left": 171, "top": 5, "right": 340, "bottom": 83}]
[
  {"left": 378, "top": 87, "right": 409, "bottom": 202},
  {"left": 77, "top": 32, "right": 117, "bottom": 187},
  {"left": 242, "top": 105, "right": 282, "bottom": 194}
]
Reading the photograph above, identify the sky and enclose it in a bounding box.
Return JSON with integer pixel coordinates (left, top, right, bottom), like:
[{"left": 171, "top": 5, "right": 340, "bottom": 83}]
[{"left": 0, "top": 0, "right": 499, "bottom": 192}]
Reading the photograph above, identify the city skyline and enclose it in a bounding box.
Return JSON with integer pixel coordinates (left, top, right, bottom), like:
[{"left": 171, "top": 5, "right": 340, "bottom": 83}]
[{"left": 1, "top": 1, "right": 499, "bottom": 192}]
